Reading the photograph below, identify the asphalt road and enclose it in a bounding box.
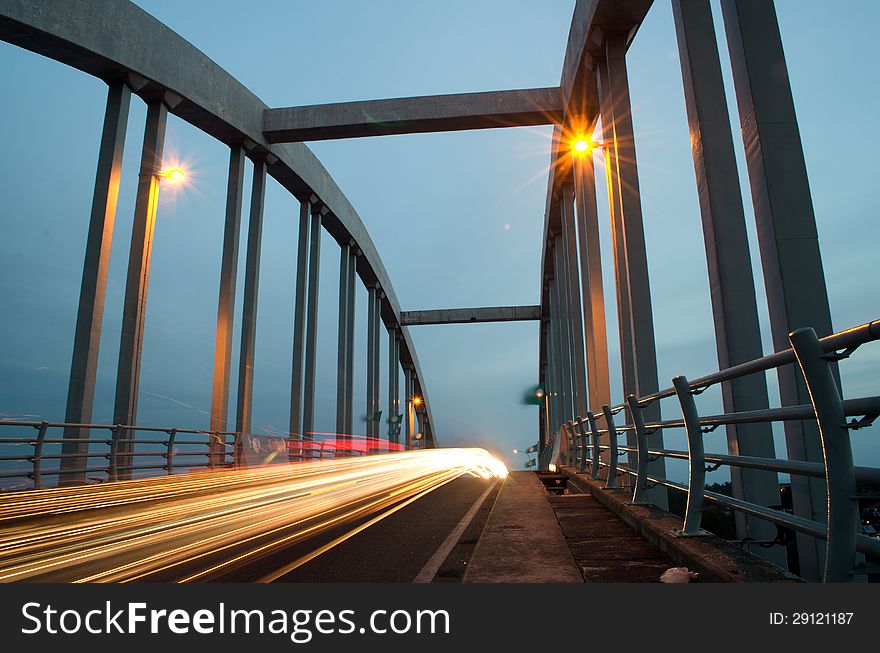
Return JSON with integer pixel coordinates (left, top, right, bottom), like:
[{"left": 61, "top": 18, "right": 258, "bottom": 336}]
[{"left": 218, "top": 474, "right": 499, "bottom": 583}]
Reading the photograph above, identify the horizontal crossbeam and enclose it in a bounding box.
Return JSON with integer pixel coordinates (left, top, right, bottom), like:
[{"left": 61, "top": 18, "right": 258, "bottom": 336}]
[
  {"left": 400, "top": 305, "right": 542, "bottom": 326},
  {"left": 263, "top": 88, "right": 563, "bottom": 142}
]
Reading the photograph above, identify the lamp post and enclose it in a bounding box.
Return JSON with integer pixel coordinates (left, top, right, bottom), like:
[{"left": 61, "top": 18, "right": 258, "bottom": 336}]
[
  {"left": 409, "top": 395, "right": 423, "bottom": 449},
  {"left": 513, "top": 446, "right": 537, "bottom": 470}
]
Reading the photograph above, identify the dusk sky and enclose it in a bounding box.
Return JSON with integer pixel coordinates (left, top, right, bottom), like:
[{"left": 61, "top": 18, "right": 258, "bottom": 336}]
[{"left": 0, "top": 0, "right": 877, "bottom": 476}]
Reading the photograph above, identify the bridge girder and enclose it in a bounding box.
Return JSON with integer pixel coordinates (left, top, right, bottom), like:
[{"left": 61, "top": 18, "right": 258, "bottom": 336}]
[{"left": 263, "top": 88, "right": 564, "bottom": 142}]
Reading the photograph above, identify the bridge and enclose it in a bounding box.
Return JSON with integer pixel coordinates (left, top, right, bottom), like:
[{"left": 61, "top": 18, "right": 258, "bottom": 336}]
[{"left": 0, "top": 0, "right": 877, "bottom": 586}]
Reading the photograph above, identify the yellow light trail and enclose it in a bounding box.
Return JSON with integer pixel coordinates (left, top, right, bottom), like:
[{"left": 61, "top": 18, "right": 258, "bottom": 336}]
[{"left": 0, "top": 448, "right": 507, "bottom": 583}]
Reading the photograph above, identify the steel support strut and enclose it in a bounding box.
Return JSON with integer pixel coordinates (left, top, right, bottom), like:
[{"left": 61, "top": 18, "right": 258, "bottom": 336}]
[
  {"left": 289, "top": 198, "right": 311, "bottom": 458},
  {"left": 301, "top": 204, "right": 323, "bottom": 456},
  {"left": 234, "top": 156, "right": 267, "bottom": 438},
  {"left": 672, "top": 0, "right": 783, "bottom": 566},
  {"left": 209, "top": 144, "right": 245, "bottom": 466},
  {"left": 722, "top": 0, "right": 836, "bottom": 580},
  {"left": 598, "top": 33, "right": 668, "bottom": 506},
  {"left": 62, "top": 80, "right": 131, "bottom": 485},
  {"left": 335, "top": 242, "right": 351, "bottom": 454},
  {"left": 113, "top": 98, "right": 167, "bottom": 480}
]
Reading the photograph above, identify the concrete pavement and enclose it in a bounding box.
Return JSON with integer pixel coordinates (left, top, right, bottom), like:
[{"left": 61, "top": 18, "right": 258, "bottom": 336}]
[{"left": 463, "top": 472, "right": 582, "bottom": 583}]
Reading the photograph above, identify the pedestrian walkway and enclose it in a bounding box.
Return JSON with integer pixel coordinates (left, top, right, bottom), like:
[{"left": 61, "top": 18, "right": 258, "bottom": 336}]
[{"left": 549, "top": 493, "right": 674, "bottom": 582}]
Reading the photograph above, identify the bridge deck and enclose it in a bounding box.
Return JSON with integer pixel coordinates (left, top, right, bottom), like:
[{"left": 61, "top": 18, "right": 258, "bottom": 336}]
[{"left": 464, "top": 471, "right": 675, "bottom": 582}]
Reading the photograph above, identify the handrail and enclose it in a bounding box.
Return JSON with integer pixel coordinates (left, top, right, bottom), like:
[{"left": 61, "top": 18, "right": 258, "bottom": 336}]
[
  {"left": 548, "top": 320, "right": 880, "bottom": 583},
  {"left": 0, "top": 419, "right": 397, "bottom": 490},
  {"left": 0, "top": 420, "right": 238, "bottom": 489}
]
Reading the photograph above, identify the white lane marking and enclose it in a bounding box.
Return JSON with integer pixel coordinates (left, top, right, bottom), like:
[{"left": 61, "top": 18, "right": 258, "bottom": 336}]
[{"left": 412, "top": 480, "right": 498, "bottom": 583}]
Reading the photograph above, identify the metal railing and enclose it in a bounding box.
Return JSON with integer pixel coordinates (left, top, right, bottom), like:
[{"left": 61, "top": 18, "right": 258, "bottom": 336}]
[
  {"left": 0, "top": 421, "right": 240, "bottom": 490},
  {"left": 544, "top": 320, "right": 880, "bottom": 583},
  {"left": 0, "top": 423, "right": 383, "bottom": 491}
]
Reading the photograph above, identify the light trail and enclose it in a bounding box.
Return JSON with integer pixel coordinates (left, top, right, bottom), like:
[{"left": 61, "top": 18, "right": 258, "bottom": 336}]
[{"left": 0, "top": 448, "right": 507, "bottom": 582}]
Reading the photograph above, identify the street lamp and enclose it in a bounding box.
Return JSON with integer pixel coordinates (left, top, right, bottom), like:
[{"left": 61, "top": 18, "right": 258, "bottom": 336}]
[
  {"left": 158, "top": 167, "right": 186, "bottom": 183},
  {"left": 571, "top": 137, "right": 607, "bottom": 155},
  {"left": 513, "top": 445, "right": 537, "bottom": 469}
]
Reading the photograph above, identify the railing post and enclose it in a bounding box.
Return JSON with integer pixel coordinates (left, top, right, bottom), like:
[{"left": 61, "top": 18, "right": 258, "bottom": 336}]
[
  {"left": 166, "top": 428, "right": 177, "bottom": 475},
  {"left": 209, "top": 431, "right": 221, "bottom": 469},
  {"left": 586, "top": 411, "right": 601, "bottom": 480},
  {"left": 108, "top": 424, "right": 123, "bottom": 482},
  {"left": 576, "top": 418, "right": 588, "bottom": 473},
  {"left": 233, "top": 432, "right": 242, "bottom": 468},
  {"left": 601, "top": 405, "right": 619, "bottom": 489},
  {"left": 565, "top": 422, "right": 574, "bottom": 467},
  {"left": 673, "top": 376, "right": 706, "bottom": 536},
  {"left": 32, "top": 421, "right": 49, "bottom": 490},
  {"left": 626, "top": 395, "right": 651, "bottom": 505},
  {"left": 790, "top": 327, "right": 858, "bottom": 583}
]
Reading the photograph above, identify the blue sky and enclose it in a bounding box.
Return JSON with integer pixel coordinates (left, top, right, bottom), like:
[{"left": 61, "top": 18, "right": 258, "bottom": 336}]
[{"left": 0, "top": 0, "right": 877, "bottom": 476}]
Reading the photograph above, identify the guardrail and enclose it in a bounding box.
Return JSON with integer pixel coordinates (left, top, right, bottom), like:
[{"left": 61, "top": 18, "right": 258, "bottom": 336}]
[
  {"left": 0, "top": 423, "right": 381, "bottom": 491},
  {"left": 543, "top": 320, "right": 880, "bottom": 583}
]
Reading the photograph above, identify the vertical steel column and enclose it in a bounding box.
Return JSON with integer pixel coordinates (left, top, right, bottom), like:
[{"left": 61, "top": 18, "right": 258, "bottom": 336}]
[
  {"left": 573, "top": 144, "right": 611, "bottom": 414},
  {"left": 393, "top": 329, "right": 401, "bottom": 443},
  {"left": 234, "top": 157, "right": 267, "bottom": 437},
  {"left": 672, "top": 0, "right": 783, "bottom": 565},
  {"left": 551, "top": 239, "right": 573, "bottom": 424},
  {"left": 373, "top": 292, "right": 383, "bottom": 446},
  {"left": 539, "top": 318, "right": 550, "bottom": 453},
  {"left": 113, "top": 98, "right": 167, "bottom": 479},
  {"left": 208, "top": 145, "right": 246, "bottom": 465},
  {"left": 548, "top": 272, "right": 567, "bottom": 428},
  {"left": 541, "top": 314, "right": 554, "bottom": 433},
  {"left": 599, "top": 35, "right": 667, "bottom": 508},
  {"left": 335, "top": 242, "right": 351, "bottom": 454},
  {"left": 721, "top": 0, "right": 833, "bottom": 580},
  {"left": 545, "top": 321, "right": 559, "bottom": 433},
  {"left": 366, "top": 286, "right": 380, "bottom": 444},
  {"left": 560, "top": 184, "right": 588, "bottom": 421},
  {"left": 404, "top": 366, "right": 414, "bottom": 449},
  {"left": 388, "top": 327, "right": 399, "bottom": 445},
  {"left": 289, "top": 198, "right": 311, "bottom": 458},
  {"left": 557, "top": 233, "right": 575, "bottom": 425},
  {"left": 344, "top": 247, "right": 357, "bottom": 438},
  {"left": 552, "top": 288, "right": 566, "bottom": 431},
  {"left": 596, "top": 63, "right": 637, "bottom": 408},
  {"left": 538, "top": 372, "right": 547, "bottom": 454},
  {"left": 62, "top": 80, "right": 131, "bottom": 484},
  {"left": 301, "top": 203, "right": 324, "bottom": 456}
]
